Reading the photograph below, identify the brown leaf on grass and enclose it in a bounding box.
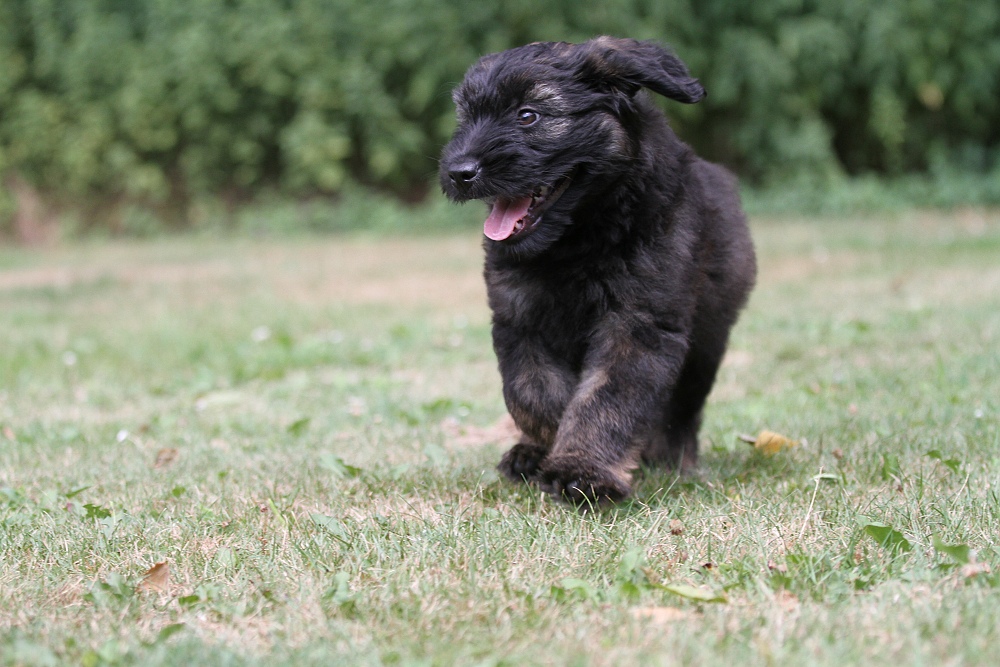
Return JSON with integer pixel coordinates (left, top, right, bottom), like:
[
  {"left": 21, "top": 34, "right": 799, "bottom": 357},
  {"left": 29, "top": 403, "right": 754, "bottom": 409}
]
[
  {"left": 630, "top": 606, "right": 690, "bottom": 623},
  {"left": 669, "top": 519, "right": 684, "bottom": 536},
  {"left": 139, "top": 561, "right": 170, "bottom": 593},
  {"left": 740, "top": 430, "right": 798, "bottom": 456},
  {"left": 153, "top": 448, "right": 179, "bottom": 469}
]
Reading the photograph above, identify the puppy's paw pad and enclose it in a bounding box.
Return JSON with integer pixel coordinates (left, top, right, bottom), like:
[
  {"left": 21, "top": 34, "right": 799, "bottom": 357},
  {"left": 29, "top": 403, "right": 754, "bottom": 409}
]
[{"left": 498, "top": 442, "right": 549, "bottom": 482}]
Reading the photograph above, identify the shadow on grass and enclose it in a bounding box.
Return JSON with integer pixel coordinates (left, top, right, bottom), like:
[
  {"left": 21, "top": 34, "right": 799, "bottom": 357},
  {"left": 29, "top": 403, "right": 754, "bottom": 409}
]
[
  {"left": 349, "top": 442, "right": 815, "bottom": 520},
  {"left": 618, "top": 448, "right": 814, "bottom": 514}
]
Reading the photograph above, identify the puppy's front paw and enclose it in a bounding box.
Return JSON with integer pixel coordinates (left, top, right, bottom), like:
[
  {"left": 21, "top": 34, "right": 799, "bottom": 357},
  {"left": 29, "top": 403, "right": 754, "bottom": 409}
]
[
  {"left": 498, "top": 442, "right": 549, "bottom": 483},
  {"left": 536, "top": 454, "right": 632, "bottom": 505}
]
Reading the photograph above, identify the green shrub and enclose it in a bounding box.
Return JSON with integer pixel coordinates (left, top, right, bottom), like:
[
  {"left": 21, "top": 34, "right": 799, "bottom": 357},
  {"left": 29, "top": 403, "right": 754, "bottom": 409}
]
[{"left": 0, "top": 0, "right": 998, "bottom": 231}]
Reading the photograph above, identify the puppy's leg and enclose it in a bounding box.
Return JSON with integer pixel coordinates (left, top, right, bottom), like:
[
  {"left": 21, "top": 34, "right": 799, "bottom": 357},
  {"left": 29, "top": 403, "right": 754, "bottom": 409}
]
[
  {"left": 498, "top": 440, "right": 550, "bottom": 482},
  {"left": 644, "top": 407, "right": 702, "bottom": 472},
  {"left": 645, "top": 320, "right": 732, "bottom": 472},
  {"left": 492, "top": 328, "right": 576, "bottom": 484},
  {"left": 643, "top": 355, "right": 716, "bottom": 472},
  {"left": 538, "top": 315, "right": 689, "bottom": 504}
]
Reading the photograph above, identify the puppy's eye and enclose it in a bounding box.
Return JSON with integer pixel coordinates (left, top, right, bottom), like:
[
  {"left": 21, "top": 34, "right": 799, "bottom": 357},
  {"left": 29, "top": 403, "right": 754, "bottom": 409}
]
[{"left": 516, "top": 109, "right": 540, "bottom": 127}]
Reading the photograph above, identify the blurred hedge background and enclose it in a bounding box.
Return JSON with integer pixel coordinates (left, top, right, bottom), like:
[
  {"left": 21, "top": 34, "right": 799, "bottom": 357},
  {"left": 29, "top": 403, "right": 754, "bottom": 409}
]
[{"left": 1, "top": 0, "right": 999, "bottom": 238}]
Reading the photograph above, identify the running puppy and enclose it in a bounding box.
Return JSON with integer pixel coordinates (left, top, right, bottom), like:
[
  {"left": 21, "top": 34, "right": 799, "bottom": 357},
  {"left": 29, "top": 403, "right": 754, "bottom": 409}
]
[{"left": 440, "top": 37, "right": 756, "bottom": 504}]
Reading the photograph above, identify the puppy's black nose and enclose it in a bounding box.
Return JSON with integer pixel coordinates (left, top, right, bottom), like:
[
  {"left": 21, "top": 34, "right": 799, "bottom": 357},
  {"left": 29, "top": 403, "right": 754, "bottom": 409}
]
[{"left": 448, "top": 161, "right": 482, "bottom": 190}]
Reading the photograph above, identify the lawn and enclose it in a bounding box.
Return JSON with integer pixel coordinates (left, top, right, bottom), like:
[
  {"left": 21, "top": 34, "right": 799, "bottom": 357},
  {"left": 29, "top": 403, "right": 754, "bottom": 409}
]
[{"left": 1, "top": 209, "right": 999, "bottom": 666}]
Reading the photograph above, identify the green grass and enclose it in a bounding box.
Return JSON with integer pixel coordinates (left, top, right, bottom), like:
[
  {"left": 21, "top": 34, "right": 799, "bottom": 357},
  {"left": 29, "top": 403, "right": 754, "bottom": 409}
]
[{"left": 1, "top": 210, "right": 999, "bottom": 666}]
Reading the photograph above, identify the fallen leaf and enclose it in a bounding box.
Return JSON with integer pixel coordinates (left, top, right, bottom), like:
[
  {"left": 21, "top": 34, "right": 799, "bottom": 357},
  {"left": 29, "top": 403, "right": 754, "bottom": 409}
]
[
  {"left": 630, "top": 606, "right": 689, "bottom": 623},
  {"left": 926, "top": 449, "right": 961, "bottom": 473},
  {"left": 743, "top": 430, "right": 798, "bottom": 456},
  {"left": 860, "top": 520, "right": 912, "bottom": 554},
  {"left": 139, "top": 561, "right": 170, "bottom": 593},
  {"left": 669, "top": 519, "right": 684, "bottom": 536},
  {"left": 319, "top": 454, "right": 363, "bottom": 479},
  {"left": 83, "top": 503, "right": 111, "bottom": 519},
  {"left": 932, "top": 536, "right": 972, "bottom": 564},
  {"left": 153, "top": 623, "right": 185, "bottom": 644},
  {"left": 153, "top": 448, "right": 178, "bottom": 469},
  {"left": 552, "top": 578, "right": 599, "bottom": 602}
]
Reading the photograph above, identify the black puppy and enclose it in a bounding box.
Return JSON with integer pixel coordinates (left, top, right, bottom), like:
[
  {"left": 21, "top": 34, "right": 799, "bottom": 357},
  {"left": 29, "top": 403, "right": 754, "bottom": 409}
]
[{"left": 440, "top": 37, "right": 756, "bottom": 504}]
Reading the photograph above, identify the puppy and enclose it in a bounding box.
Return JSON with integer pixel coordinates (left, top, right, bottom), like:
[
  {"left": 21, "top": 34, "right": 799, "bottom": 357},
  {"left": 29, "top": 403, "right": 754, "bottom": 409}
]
[{"left": 440, "top": 37, "right": 756, "bottom": 503}]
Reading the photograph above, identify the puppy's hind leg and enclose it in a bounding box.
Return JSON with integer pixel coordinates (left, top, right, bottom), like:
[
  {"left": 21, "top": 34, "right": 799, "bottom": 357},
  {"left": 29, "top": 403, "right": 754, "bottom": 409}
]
[
  {"left": 644, "top": 335, "right": 727, "bottom": 473},
  {"left": 641, "top": 412, "right": 696, "bottom": 473}
]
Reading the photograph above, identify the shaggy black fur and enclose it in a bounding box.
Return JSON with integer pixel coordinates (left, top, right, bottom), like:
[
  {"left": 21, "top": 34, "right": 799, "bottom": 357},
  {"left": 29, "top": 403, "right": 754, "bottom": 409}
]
[{"left": 439, "top": 37, "right": 756, "bottom": 504}]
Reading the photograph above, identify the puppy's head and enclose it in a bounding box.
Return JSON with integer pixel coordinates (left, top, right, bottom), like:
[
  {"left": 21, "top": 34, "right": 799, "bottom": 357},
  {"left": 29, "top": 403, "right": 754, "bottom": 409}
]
[{"left": 440, "top": 37, "right": 704, "bottom": 258}]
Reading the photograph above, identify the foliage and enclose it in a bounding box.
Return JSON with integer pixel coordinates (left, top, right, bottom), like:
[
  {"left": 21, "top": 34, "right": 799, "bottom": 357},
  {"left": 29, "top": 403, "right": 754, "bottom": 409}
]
[{"left": 0, "top": 0, "right": 999, "bottom": 230}]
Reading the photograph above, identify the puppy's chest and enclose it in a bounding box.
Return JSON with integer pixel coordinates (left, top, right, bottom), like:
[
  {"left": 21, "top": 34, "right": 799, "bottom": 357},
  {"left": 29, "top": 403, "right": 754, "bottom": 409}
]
[{"left": 486, "top": 265, "right": 609, "bottom": 336}]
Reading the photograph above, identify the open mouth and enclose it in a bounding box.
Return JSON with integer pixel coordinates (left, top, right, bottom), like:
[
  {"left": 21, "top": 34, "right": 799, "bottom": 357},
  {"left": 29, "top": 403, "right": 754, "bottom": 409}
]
[{"left": 483, "top": 173, "right": 573, "bottom": 242}]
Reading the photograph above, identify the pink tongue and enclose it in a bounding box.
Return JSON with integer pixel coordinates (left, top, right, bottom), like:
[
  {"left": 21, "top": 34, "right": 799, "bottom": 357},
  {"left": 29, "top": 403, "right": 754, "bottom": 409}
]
[{"left": 484, "top": 197, "right": 533, "bottom": 241}]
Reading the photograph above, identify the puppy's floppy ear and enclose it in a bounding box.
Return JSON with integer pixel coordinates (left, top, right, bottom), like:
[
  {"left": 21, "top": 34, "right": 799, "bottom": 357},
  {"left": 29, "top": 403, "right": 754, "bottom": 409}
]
[{"left": 577, "top": 36, "right": 705, "bottom": 104}]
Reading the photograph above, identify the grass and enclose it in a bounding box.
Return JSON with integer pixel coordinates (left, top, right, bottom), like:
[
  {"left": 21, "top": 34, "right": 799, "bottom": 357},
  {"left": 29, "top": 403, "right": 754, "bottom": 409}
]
[{"left": 1, "top": 208, "right": 999, "bottom": 666}]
